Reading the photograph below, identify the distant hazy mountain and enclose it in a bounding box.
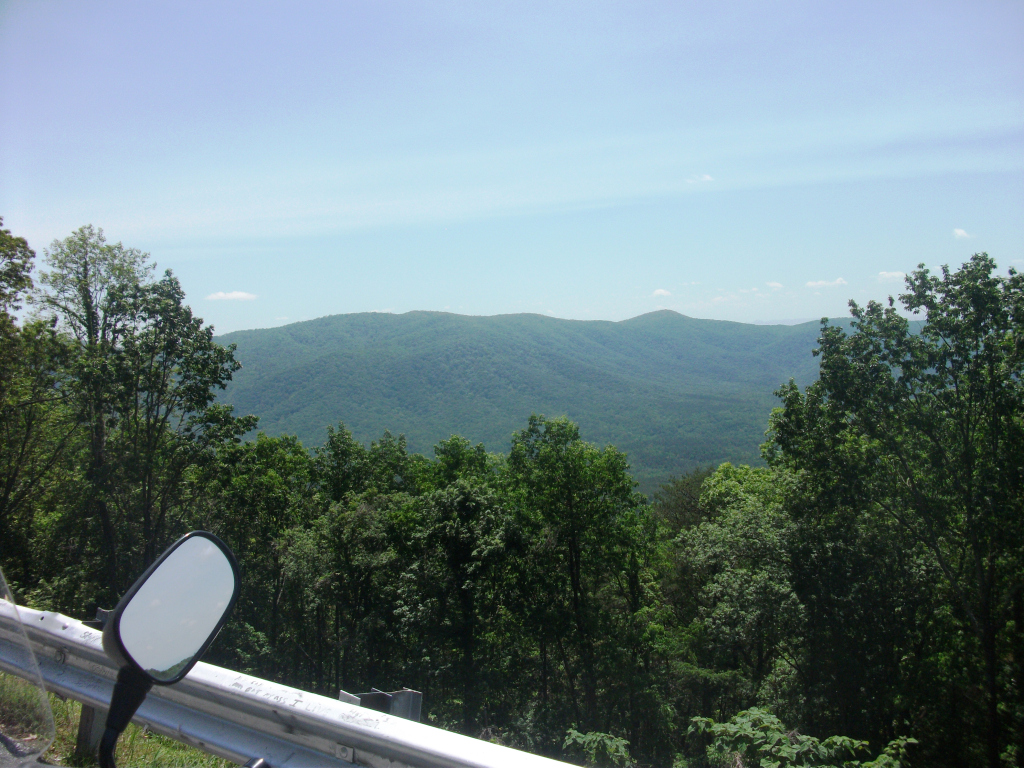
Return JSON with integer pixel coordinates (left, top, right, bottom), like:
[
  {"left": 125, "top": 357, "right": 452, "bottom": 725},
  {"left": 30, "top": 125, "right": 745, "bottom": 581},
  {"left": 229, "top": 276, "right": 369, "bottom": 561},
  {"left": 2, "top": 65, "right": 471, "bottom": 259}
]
[{"left": 216, "top": 310, "right": 832, "bottom": 494}]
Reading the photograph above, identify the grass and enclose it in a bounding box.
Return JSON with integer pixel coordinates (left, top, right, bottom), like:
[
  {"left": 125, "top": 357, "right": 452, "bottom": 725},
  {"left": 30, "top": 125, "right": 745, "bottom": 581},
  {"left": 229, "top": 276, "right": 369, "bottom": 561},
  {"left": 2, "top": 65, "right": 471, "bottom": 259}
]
[
  {"left": 43, "top": 694, "right": 232, "bottom": 767},
  {"left": 1, "top": 669, "right": 52, "bottom": 740}
]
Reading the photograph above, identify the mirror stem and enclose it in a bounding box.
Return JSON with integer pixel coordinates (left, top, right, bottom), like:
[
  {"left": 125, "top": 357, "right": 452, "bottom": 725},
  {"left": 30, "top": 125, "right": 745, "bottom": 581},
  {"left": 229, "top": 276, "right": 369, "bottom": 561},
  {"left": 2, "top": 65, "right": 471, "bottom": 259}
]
[{"left": 98, "top": 665, "right": 153, "bottom": 768}]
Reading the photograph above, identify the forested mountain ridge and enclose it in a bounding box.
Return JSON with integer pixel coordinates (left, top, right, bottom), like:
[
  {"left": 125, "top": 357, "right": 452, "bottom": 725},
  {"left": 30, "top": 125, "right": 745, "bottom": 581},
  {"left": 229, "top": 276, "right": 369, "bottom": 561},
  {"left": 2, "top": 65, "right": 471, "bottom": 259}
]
[{"left": 216, "top": 309, "right": 837, "bottom": 491}]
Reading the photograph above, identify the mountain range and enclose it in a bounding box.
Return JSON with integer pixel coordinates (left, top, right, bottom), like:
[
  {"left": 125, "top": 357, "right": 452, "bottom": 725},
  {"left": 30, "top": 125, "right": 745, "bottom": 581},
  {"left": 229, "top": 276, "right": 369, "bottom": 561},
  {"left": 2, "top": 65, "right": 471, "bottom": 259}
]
[{"left": 216, "top": 310, "right": 837, "bottom": 494}]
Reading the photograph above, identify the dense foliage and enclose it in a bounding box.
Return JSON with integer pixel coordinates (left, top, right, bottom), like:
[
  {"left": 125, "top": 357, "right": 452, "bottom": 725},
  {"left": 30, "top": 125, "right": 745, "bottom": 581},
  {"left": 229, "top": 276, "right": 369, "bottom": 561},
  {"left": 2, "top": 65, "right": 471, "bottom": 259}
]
[
  {"left": 215, "top": 300, "right": 839, "bottom": 494},
  {"left": 1, "top": 221, "right": 1021, "bottom": 767}
]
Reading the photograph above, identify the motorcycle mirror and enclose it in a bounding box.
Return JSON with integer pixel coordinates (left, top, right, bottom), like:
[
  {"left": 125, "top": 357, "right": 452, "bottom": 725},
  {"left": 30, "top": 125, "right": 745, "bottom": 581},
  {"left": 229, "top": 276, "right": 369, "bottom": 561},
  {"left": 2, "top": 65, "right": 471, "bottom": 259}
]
[
  {"left": 103, "top": 532, "right": 239, "bottom": 683},
  {"left": 98, "top": 532, "right": 239, "bottom": 768}
]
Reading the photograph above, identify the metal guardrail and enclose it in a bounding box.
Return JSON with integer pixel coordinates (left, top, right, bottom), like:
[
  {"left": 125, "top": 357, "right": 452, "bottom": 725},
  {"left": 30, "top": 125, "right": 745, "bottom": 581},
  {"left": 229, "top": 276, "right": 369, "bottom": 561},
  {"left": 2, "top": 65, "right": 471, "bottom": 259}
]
[{"left": 0, "top": 605, "right": 572, "bottom": 768}]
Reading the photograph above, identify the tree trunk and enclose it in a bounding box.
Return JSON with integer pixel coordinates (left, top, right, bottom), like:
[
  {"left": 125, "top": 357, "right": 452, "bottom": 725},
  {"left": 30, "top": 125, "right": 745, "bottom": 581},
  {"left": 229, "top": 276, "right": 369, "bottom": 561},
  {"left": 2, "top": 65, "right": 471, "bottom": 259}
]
[
  {"left": 88, "top": 412, "right": 118, "bottom": 598},
  {"left": 1013, "top": 587, "right": 1024, "bottom": 766},
  {"left": 459, "top": 587, "right": 477, "bottom": 734},
  {"left": 984, "top": 614, "right": 1002, "bottom": 768}
]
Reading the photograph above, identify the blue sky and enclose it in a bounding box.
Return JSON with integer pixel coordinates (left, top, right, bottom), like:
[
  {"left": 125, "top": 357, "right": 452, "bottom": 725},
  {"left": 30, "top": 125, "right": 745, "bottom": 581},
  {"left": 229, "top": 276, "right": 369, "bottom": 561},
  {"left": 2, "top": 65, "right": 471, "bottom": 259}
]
[{"left": 1, "top": 1, "right": 1021, "bottom": 333}]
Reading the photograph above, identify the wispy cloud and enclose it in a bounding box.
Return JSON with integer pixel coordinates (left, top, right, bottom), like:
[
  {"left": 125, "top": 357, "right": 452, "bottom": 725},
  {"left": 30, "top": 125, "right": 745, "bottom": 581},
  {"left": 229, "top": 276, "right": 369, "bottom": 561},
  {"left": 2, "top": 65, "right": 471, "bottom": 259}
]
[
  {"left": 206, "top": 291, "right": 257, "bottom": 300},
  {"left": 953, "top": 228, "right": 971, "bottom": 239},
  {"left": 653, "top": 288, "right": 671, "bottom": 297},
  {"left": 686, "top": 173, "right": 714, "bottom": 183},
  {"left": 878, "top": 271, "right": 905, "bottom": 282},
  {"left": 806, "top": 278, "right": 847, "bottom": 289},
  {"left": 766, "top": 281, "right": 783, "bottom": 289}
]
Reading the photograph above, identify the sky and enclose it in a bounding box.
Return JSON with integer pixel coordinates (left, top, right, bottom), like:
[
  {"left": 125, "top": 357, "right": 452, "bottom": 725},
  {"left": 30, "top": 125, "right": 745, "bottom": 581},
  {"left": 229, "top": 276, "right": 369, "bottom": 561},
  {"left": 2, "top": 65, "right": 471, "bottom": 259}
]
[{"left": 1, "top": 1, "right": 1022, "bottom": 333}]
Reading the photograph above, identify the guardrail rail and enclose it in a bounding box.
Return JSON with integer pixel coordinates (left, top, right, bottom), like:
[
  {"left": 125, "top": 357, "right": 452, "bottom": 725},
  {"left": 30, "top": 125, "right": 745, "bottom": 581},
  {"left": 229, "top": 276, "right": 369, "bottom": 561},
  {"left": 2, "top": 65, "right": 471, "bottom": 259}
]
[{"left": 0, "top": 604, "right": 573, "bottom": 768}]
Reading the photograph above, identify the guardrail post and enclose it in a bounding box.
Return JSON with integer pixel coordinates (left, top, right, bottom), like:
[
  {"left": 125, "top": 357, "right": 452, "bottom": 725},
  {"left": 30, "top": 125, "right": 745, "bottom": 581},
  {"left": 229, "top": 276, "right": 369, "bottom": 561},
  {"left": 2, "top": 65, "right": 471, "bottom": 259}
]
[
  {"left": 339, "top": 687, "right": 422, "bottom": 721},
  {"left": 75, "top": 703, "right": 106, "bottom": 761},
  {"left": 390, "top": 689, "right": 422, "bottom": 722},
  {"left": 74, "top": 607, "right": 110, "bottom": 761}
]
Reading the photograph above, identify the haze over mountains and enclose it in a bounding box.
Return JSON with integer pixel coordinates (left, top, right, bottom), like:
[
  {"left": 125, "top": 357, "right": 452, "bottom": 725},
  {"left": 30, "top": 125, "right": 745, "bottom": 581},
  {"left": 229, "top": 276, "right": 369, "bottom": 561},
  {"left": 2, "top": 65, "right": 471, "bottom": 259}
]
[{"left": 216, "top": 310, "right": 834, "bottom": 493}]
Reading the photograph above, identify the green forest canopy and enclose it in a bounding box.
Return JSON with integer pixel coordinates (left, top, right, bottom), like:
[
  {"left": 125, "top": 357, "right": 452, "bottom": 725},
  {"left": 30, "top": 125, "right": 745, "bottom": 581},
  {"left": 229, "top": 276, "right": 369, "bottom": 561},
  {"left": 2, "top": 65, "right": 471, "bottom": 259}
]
[{"left": 1, "top": 221, "right": 1020, "bottom": 768}]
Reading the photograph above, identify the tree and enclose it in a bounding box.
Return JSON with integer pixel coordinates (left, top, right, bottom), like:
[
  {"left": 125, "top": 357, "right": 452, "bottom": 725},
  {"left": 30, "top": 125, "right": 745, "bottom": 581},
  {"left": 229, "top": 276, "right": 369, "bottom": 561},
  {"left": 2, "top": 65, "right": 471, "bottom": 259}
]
[
  {"left": 430, "top": 434, "right": 494, "bottom": 490},
  {"left": 363, "top": 430, "right": 428, "bottom": 495},
  {"left": 0, "top": 220, "right": 77, "bottom": 587},
  {"left": 104, "top": 270, "right": 256, "bottom": 572},
  {"left": 313, "top": 423, "right": 369, "bottom": 502},
  {"left": 36, "top": 226, "right": 153, "bottom": 595},
  {"left": 36, "top": 226, "right": 254, "bottom": 597},
  {"left": 504, "top": 416, "right": 656, "bottom": 743},
  {"left": 675, "top": 465, "right": 805, "bottom": 713},
  {"left": 563, "top": 728, "right": 636, "bottom": 767},
  {"left": 690, "top": 708, "right": 916, "bottom": 768},
  {"left": 652, "top": 465, "right": 715, "bottom": 539},
  {"left": 196, "top": 432, "right": 314, "bottom": 676},
  {"left": 401, "top": 477, "right": 511, "bottom": 734},
  {"left": 766, "top": 254, "right": 1024, "bottom": 767},
  {"left": 0, "top": 217, "right": 33, "bottom": 314}
]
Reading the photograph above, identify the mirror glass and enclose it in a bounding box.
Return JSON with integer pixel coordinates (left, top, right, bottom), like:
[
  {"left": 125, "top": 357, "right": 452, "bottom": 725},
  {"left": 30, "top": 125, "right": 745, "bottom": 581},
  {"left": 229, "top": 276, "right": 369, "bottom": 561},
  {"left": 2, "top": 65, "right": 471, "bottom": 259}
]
[
  {"left": 0, "top": 569, "right": 54, "bottom": 765},
  {"left": 118, "top": 536, "right": 235, "bottom": 682}
]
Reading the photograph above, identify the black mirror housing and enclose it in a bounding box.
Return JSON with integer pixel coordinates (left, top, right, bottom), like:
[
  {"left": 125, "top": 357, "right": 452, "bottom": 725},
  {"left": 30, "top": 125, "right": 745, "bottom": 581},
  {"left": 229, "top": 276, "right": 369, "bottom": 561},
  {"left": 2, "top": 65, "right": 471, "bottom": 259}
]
[
  {"left": 102, "top": 531, "right": 240, "bottom": 685},
  {"left": 97, "top": 531, "right": 239, "bottom": 768}
]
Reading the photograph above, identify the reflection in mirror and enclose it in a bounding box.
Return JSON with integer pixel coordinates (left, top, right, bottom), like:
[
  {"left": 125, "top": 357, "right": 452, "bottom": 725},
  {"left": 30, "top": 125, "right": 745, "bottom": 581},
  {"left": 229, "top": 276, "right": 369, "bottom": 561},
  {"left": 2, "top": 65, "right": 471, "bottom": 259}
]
[
  {"left": 118, "top": 536, "right": 236, "bottom": 682},
  {"left": 0, "top": 570, "right": 54, "bottom": 765}
]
